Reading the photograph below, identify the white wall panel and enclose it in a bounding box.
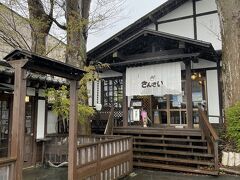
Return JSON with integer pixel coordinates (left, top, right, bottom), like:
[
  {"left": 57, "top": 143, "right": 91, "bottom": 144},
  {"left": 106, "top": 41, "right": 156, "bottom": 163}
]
[
  {"left": 196, "top": 0, "right": 217, "bottom": 14},
  {"left": 158, "top": 18, "right": 194, "bottom": 39},
  {"left": 47, "top": 111, "right": 58, "bottom": 134},
  {"left": 197, "top": 14, "right": 221, "bottom": 50},
  {"left": 158, "top": 0, "right": 193, "bottom": 21},
  {"left": 206, "top": 70, "right": 220, "bottom": 123},
  {"left": 37, "top": 100, "right": 46, "bottom": 139}
]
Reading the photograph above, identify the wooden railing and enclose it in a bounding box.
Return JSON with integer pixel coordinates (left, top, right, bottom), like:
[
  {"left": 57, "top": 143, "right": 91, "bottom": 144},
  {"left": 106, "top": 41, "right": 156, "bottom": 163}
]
[
  {"left": 198, "top": 107, "right": 219, "bottom": 170},
  {"left": 44, "top": 135, "right": 133, "bottom": 179},
  {"left": 77, "top": 136, "right": 133, "bottom": 179},
  {"left": 0, "top": 157, "right": 16, "bottom": 180},
  {"left": 104, "top": 106, "right": 114, "bottom": 135}
]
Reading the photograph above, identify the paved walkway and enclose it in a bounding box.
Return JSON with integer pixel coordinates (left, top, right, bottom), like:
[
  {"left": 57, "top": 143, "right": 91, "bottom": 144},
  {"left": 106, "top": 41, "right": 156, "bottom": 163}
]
[
  {"left": 23, "top": 167, "right": 67, "bottom": 180},
  {"left": 123, "top": 169, "right": 240, "bottom": 180},
  {"left": 23, "top": 167, "right": 240, "bottom": 180}
]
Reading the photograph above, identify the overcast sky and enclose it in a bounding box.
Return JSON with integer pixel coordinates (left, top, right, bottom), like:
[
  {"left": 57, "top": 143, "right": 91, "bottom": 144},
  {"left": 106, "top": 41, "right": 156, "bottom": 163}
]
[{"left": 87, "top": 0, "right": 167, "bottom": 51}]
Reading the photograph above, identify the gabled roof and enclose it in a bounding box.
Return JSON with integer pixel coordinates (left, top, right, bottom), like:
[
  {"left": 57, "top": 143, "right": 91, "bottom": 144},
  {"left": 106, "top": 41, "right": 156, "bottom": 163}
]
[
  {"left": 88, "top": 29, "right": 216, "bottom": 62},
  {"left": 87, "top": 0, "right": 188, "bottom": 60}
]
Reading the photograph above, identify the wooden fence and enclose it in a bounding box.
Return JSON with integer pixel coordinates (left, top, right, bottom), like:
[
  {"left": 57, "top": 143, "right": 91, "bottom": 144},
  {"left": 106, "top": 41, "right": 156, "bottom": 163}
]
[
  {"left": 0, "top": 158, "right": 16, "bottom": 180},
  {"left": 45, "top": 135, "right": 133, "bottom": 180}
]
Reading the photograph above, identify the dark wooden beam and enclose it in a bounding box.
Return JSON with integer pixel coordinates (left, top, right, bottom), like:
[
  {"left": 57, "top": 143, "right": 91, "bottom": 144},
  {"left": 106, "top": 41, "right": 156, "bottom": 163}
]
[
  {"left": 125, "top": 49, "right": 185, "bottom": 61},
  {"left": 9, "top": 60, "right": 28, "bottom": 180},
  {"left": 123, "top": 72, "right": 128, "bottom": 127},
  {"left": 148, "top": 15, "right": 158, "bottom": 24},
  {"left": 192, "top": 0, "right": 197, "bottom": 40},
  {"left": 68, "top": 80, "right": 78, "bottom": 180},
  {"left": 185, "top": 60, "right": 193, "bottom": 128}
]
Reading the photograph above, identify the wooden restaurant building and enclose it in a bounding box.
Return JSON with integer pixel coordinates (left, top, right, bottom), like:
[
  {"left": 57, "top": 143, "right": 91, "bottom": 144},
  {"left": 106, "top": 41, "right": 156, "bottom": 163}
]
[{"left": 88, "top": 0, "right": 222, "bottom": 175}]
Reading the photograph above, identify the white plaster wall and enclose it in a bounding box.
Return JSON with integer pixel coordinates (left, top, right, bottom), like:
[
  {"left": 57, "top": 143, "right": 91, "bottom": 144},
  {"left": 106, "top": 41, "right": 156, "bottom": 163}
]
[
  {"left": 36, "top": 100, "right": 46, "bottom": 139},
  {"left": 158, "top": 0, "right": 193, "bottom": 21},
  {"left": 206, "top": 70, "right": 220, "bottom": 123},
  {"left": 196, "top": 0, "right": 217, "bottom": 14},
  {"left": 158, "top": 18, "right": 194, "bottom": 39},
  {"left": 47, "top": 111, "right": 58, "bottom": 134},
  {"left": 197, "top": 14, "right": 221, "bottom": 50}
]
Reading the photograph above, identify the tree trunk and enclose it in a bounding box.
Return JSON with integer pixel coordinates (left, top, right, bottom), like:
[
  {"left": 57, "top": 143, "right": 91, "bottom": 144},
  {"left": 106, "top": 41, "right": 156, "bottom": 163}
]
[
  {"left": 27, "top": 0, "right": 53, "bottom": 55},
  {"left": 216, "top": 0, "right": 240, "bottom": 108},
  {"left": 66, "top": 0, "right": 91, "bottom": 68},
  {"left": 66, "top": 0, "right": 91, "bottom": 135}
]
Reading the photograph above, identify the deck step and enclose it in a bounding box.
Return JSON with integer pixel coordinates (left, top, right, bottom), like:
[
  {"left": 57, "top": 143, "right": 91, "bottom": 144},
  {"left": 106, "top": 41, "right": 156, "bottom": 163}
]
[
  {"left": 134, "top": 136, "right": 206, "bottom": 143},
  {"left": 133, "top": 142, "right": 208, "bottom": 150},
  {"left": 133, "top": 148, "right": 214, "bottom": 158},
  {"left": 134, "top": 155, "right": 214, "bottom": 166},
  {"left": 133, "top": 162, "right": 218, "bottom": 176},
  {"left": 114, "top": 127, "right": 202, "bottom": 136}
]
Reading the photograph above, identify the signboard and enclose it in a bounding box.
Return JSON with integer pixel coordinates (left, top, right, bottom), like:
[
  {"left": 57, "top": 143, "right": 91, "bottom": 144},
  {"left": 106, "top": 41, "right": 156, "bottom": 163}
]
[{"left": 126, "top": 63, "right": 182, "bottom": 96}]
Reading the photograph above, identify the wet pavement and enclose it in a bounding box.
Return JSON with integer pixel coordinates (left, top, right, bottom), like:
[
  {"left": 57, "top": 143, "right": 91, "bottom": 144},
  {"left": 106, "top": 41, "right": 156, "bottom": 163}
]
[
  {"left": 23, "top": 167, "right": 67, "bottom": 180},
  {"left": 123, "top": 169, "right": 240, "bottom": 180},
  {"left": 23, "top": 167, "right": 240, "bottom": 180}
]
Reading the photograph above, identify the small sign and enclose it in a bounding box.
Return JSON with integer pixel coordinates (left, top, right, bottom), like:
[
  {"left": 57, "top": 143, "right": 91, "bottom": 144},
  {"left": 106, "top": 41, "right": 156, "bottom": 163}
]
[{"left": 131, "top": 99, "right": 142, "bottom": 107}]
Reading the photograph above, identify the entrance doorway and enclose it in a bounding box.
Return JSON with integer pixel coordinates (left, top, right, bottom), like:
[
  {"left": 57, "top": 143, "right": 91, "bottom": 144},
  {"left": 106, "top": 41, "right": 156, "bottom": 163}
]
[{"left": 153, "top": 71, "right": 207, "bottom": 127}]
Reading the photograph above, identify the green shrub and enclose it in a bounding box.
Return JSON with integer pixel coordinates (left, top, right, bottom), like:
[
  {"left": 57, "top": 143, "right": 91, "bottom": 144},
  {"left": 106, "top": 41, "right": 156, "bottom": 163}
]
[{"left": 225, "top": 102, "right": 240, "bottom": 152}]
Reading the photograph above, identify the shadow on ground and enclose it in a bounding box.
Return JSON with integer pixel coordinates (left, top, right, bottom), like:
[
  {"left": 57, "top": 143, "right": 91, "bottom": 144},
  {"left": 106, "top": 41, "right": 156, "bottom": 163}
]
[
  {"left": 23, "top": 167, "right": 67, "bottom": 180},
  {"left": 23, "top": 167, "right": 240, "bottom": 180}
]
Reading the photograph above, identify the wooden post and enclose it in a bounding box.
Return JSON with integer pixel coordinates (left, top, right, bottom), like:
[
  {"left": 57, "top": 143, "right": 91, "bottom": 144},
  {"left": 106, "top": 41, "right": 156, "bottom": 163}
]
[
  {"left": 9, "top": 60, "right": 28, "bottom": 180},
  {"left": 185, "top": 61, "right": 193, "bottom": 129},
  {"left": 68, "top": 80, "right": 78, "bottom": 180},
  {"left": 123, "top": 72, "right": 128, "bottom": 127}
]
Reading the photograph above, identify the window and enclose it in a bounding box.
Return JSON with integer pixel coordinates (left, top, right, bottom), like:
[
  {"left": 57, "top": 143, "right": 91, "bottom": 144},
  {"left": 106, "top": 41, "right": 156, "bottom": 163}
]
[{"left": 102, "top": 77, "right": 123, "bottom": 108}]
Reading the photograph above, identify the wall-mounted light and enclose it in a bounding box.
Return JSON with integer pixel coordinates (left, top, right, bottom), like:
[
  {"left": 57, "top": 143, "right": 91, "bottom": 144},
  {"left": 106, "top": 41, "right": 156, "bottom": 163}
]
[
  {"left": 25, "top": 96, "right": 30, "bottom": 102},
  {"left": 191, "top": 73, "right": 197, "bottom": 80}
]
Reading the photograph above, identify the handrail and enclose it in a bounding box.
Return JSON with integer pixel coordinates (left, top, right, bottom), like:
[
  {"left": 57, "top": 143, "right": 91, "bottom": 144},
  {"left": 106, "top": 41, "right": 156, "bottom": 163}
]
[
  {"left": 104, "top": 106, "right": 114, "bottom": 135},
  {"left": 0, "top": 157, "right": 16, "bottom": 166},
  {"left": 198, "top": 107, "right": 219, "bottom": 141},
  {"left": 77, "top": 136, "right": 131, "bottom": 149},
  {"left": 198, "top": 106, "right": 219, "bottom": 171}
]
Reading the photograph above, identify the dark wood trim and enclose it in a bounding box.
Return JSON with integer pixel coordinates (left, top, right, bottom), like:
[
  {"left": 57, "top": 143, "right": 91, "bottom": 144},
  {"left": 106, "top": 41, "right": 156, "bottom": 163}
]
[
  {"left": 192, "top": 0, "right": 197, "bottom": 39},
  {"left": 157, "top": 10, "right": 218, "bottom": 25},
  {"left": 166, "top": 95, "right": 171, "bottom": 127},
  {"left": 123, "top": 72, "right": 128, "bottom": 127},
  {"left": 184, "top": 61, "right": 193, "bottom": 128},
  {"left": 216, "top": 59, "right": 223, "bottom": 124},
  {"left": 155, "top": 23, "right": 158, "bottom": 31},
  {"left": 32, "top": 95, "right": 38, "bottom": 166}
]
